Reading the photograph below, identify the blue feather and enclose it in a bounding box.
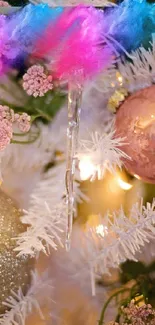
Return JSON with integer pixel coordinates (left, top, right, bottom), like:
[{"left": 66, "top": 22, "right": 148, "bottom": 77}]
[
  {"left": 7, "top": 4, "right": 63, "bottom": 53},
  {"left": 104, "top": 0, "right": 155, "bottom": 53}
]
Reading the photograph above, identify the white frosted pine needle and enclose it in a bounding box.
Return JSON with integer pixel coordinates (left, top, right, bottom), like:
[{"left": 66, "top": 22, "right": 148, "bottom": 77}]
[
  {"left": 14, "top": 200, "right": 67, "bottom": 256},
  {"left": 96, "top": 37, "right": 155, "bottom": 98},
  {"left": 93, "top": 200, "right": 155, "bottom": 274},
  {"left": 15, "top": 162, "right": 88, "bottom": 256},
  {"left": 78, "top": 129, "right": 130, "bottom": 180},
  {"left": 65, "top": 200, "right": 155, "bottom": 295},
  {"left": 117, "top": 37, "right": 155, "bottom": 93},
  {"left": 0, "top": 270, "right": 53, "bottom": 325}
]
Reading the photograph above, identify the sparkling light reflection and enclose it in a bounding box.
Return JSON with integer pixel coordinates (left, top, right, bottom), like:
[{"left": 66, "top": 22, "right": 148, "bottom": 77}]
[
  {"left": 96, "top": 224, "right": 108, "bottom": 237},
  {"left": 117, "top": 177, "right": 133, "bottom": 190}
]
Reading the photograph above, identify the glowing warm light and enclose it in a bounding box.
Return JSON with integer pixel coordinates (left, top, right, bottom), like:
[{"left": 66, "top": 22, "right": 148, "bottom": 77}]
[
  {"left": 116, "top": 72, "right": 123, "bottom": 86},
  {"left": 117, "top": 177, "right": 133, "bottom": 190},
  {"left": 96, "top": 224, "right": 108, "bottom": 237},
  {"left": 79, "top": 156, "right": 95, "bottom": 180},
  {"left": 118, "top": 76, "right": 123, "bottom": 83}
]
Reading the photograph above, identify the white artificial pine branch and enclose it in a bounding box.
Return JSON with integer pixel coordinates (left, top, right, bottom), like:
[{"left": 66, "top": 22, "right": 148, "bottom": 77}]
[
  {"left": 96, "top": 200, "right": 155, "bottom": 272},
  {"left": 65, "top": 200, "right": 155, "bottom": 295},
  {"left": 15, "top": 162, "right": 88, "bottom": 256},
  {"left": 15, "top": 199, "right": 67, "bottom": 257},
  {"left": 96, "top": 37, "right": 155, "bottom": 97},
  {"left": 118, "top": 37, "right": 155, "bottom": 92},
  {"left": 93, "top": 201, "right": 155, "bottom": 274},
  {"left": 78, "top": 128, "right": 130, "bottom": 180},
  {"left": 0, "top": 270, "right": 53, "bottom": 325}
]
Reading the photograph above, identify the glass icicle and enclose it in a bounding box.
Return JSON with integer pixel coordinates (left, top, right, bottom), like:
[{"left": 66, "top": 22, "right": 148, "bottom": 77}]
[{"left": 65, "top": 83, "right": 82, "bottom": 251}]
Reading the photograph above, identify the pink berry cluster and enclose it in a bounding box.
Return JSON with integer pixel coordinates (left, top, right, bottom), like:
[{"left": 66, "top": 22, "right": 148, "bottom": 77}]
[
  {"left": 107, "top": 300, "right": 155, "bottom": 325},
  {"left": 0, "top": 105, "right": 31, "bottom": 151},
  {"left": 0, "top": 118, "right": 12, "bottom": 151},
  {"left": 122, "top": 301, "right": 155, "bottom": 325},
  {"left": 0, "top": 1, "right": 10, "bottom": 6},
  {"left": 23, "top": 65, "right": 53, "bottom": 97},
  {"left": 106, "top": 302, "right": 155, "bottom": 325},
  {"left": 16, "top": 112, "right": 31, "bottom": 133}
]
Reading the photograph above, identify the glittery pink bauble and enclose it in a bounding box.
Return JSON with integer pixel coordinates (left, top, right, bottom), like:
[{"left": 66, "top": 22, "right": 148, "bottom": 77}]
[{"left": 115, "top": 85, "right": 155, "bottom": 183}]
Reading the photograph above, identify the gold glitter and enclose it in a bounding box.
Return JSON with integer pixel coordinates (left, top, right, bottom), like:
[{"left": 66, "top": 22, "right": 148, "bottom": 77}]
[
  {"left": 108, "top": 88, "right": 128, "bottom": 113},
  {"left": 0, "top": 190, "right": 33, "bottom": 313}
]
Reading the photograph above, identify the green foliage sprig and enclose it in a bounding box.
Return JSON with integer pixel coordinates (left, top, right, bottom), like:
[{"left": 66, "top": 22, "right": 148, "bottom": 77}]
[{"left": 98, "top": 260, "right": 155, "bottom": 324}]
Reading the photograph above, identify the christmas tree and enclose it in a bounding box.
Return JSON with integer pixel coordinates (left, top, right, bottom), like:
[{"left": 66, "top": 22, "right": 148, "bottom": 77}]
[{"left": 0, "top": 1, "right": 155, "bottom": 325}]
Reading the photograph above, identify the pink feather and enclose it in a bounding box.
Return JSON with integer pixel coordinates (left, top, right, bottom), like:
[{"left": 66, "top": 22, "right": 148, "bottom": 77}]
[
  {"left": 33, "top": 7, "right": 74, "bottom": 58},
  {"left": 33, "top": 5, "right": 112, "bottom": 82}
]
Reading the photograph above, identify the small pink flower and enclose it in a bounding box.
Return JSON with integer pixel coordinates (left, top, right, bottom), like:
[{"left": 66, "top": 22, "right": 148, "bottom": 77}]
[
  {"left": 0, "top": 105, "right": 11, "bottom": 119},
  {"left": 0, "top": 106, "right": 31, "bottom": 133},
  {"left": 0, "top": 1, "right": 10, "bottom": 7},
  {"left": 0, "top": 105, "right": 31, "bottom": 151},
  {"left": 16, "top": 113, "right": 31, "bottom": 133},
  {"left": 23, "top": 65, "right": 53, "bottom": 97},
  {"left": 0, "top": 119, "right": 12, "bottom": 150},
  {"left": 0, "top": 105, "right": 16, "bottom": 122}
]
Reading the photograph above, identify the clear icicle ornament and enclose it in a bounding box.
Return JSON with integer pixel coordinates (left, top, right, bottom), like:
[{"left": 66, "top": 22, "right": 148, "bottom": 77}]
[{"left": 65, "top": 83, "right": 82, "bottom": 251}]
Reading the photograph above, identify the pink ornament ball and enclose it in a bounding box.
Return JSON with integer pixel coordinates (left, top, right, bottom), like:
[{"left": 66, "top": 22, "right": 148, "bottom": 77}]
[{"left": 115, "top": 85, "right": 155, "bottom": 184}]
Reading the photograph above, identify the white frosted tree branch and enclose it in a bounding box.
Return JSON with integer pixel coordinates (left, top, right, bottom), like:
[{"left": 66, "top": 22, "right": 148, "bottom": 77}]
[
  {"left": 0, "top": 270, "right": 53, "bottom": 325},
  {"left": 65, "top": 200, "right": 155, "bottom": 295},
  {"left": 117, "top": 37, "right": 155, "bottom": 92},
  {"left": 14, "top": 200, "right": 67, "bottom": 256},
  {"left": 15, "top": 162, "right": 88, "bottom": 256},
  {"left": 78, "top": 128, "right": 130, "bottom": 180}
]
